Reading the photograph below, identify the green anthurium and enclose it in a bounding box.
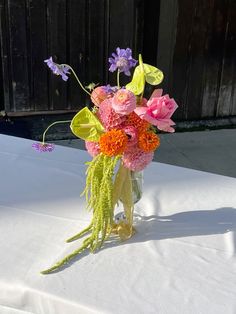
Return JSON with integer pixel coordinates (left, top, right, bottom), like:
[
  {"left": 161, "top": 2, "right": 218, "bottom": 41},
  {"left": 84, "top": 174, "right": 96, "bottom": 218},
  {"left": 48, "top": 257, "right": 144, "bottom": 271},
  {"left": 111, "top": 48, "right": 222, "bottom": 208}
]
[
  {"left": 126, "top": 54, "right": 164, "bottom": 95},
  {"left": 125, "top": 66, "right": 145, "bottom": 95},
  {"left": 70, "top": 107, "right": 104, "bottom": 142}
]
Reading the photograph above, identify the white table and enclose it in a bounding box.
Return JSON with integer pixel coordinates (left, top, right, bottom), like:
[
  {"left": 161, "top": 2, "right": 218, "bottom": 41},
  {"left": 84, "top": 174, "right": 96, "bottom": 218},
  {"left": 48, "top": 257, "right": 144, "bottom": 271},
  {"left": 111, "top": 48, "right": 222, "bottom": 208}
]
[{"left": 0, "top": 134, "right": 236, "bottom": 314}]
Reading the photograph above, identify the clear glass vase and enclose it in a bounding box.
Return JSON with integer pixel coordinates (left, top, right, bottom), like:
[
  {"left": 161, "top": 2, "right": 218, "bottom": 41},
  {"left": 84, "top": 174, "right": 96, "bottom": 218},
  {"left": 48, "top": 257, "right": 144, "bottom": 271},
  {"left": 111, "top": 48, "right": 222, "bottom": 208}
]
[
  {"left": 113, "top": 169, "right": 143, "bottom": 240},
  {"left": 131, "top": 170, "right": 143, "bottom": 204}
]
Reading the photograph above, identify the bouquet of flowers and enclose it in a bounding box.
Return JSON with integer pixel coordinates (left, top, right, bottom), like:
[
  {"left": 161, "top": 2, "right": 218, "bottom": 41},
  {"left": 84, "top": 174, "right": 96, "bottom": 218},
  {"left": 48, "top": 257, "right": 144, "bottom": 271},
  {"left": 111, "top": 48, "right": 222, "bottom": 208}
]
[{"left": 36, "top": 48, "right": 178, "bottom": 274}]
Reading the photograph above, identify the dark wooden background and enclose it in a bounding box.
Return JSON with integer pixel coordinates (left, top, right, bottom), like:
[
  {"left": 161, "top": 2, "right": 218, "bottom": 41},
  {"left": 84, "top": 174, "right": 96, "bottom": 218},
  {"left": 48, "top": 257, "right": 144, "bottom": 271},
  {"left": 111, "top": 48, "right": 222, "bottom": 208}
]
[{"left": 0, "top": 0, "right": 236, "bottom": 126}]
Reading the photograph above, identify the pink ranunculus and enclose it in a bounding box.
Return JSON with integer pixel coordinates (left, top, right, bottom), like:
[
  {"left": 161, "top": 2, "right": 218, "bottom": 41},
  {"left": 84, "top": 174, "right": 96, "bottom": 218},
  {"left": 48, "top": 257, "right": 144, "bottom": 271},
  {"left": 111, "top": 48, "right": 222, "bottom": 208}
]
[
  {"left": 111, "top": 89, "right": 136, "bottom": 115},
  {"left": 97, "top": 98, "right": 127, "bottom": 130},
  {"left": 122, "top": 125, "right": 138, "bottom": 149},
  {"left": 134, "top": 94, "right": 178, "bottom": 133},
  {"left": 91, "top": 86, "right": 110, "bottom": 107}
]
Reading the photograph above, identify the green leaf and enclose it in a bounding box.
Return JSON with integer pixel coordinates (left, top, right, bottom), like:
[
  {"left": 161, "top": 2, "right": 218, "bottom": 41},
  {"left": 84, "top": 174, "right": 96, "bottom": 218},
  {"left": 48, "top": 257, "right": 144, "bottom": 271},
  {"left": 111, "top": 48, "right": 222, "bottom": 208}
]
[
  {"left": 126, "top": 54, "right": 164, "bottom": 95},
  {"left": 70, "top": 107, "right": 104, "bottom": 142},
  {"left": 126, "top": 66, "right": 145, "bottom": 95},
  {"left": 143, "top": 64, "right": 164, "bottom": 85}
]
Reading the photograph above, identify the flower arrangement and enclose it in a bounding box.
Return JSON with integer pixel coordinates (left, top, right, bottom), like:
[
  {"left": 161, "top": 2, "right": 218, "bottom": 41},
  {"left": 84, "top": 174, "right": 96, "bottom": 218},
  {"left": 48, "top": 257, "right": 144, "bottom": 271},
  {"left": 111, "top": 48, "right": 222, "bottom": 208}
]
[{"left": 37, "top": 48, "right": 178, "bottom": 274}]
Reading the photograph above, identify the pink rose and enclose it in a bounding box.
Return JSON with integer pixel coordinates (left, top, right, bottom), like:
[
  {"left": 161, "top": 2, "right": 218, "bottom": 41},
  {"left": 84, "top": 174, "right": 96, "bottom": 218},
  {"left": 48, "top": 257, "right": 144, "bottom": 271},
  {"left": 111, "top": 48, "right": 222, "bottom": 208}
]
[
  {"left": 134, "top": 93, "right": 178, "bottom": 133},
  {"left": 112, "top": 89, "right": 136, "bottom": 115}
]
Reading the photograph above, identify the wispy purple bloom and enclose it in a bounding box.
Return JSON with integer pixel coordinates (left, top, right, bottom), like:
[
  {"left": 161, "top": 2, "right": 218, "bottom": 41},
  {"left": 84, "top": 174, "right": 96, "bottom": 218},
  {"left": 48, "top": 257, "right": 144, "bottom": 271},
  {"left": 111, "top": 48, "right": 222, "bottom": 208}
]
[
  {"left": 44, "top": 57, "right": 70, "bottom": 81},
  {"left": 32, "top": 142, "right": 55, "bottom": 152},
  {"left": 104, "top": 84, "right": 119, "bottom": 94},
  {"left": 108, "top": 48, "right": 137, "bottom": 76}
]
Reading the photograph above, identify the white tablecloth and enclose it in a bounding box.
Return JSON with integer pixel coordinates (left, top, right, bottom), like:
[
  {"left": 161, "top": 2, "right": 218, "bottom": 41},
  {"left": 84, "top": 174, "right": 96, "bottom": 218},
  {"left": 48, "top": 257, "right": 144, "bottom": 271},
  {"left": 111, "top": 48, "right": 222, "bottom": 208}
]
[{"left": 0, "top": 134, "right": 236, "bottom": 314}]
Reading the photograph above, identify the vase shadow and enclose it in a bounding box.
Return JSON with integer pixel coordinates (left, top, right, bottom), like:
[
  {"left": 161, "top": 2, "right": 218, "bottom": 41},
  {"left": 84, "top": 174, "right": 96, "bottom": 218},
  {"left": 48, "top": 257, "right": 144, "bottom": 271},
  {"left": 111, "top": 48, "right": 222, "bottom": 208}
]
[
  {"left": 131, "top": 206, "right": 236, "bottom": 243},
  {"left": 45, "top": 207, "right": 236, "bottom": 273}
]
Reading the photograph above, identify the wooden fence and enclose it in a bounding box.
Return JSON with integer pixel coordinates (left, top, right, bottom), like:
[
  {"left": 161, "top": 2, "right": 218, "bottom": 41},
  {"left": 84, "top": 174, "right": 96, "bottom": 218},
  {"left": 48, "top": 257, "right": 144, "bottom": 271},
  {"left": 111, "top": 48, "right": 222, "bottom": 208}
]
[{"left": 0, "top": 0, "right": 236, "bottom": 122}]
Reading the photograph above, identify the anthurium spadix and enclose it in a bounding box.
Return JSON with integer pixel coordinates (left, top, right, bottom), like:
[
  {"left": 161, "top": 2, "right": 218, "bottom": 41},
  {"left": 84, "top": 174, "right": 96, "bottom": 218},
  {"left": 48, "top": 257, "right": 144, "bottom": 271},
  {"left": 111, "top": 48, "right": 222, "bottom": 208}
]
[
  {"left": 126, "top": 54, "right": 164, "bottom": 95},
  {"left": 70, "top": 107, "right": 104, "bottom": 142}
]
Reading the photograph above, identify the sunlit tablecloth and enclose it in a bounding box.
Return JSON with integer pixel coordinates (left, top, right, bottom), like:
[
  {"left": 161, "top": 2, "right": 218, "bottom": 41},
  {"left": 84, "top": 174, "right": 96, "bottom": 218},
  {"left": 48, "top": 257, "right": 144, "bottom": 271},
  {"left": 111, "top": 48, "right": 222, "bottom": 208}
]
[{"left": 0, "top": 134, "right": 236, "bottom": 314}]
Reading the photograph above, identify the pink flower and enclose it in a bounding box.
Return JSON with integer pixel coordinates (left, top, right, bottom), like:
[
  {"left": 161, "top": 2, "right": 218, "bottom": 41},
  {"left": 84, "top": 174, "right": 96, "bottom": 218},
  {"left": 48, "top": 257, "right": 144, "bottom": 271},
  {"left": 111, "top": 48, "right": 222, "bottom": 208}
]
[
  {"left": 122, "top": 148, "right": 154, "bottom": 171},
  {"left": 91, "top": 86, "right": 111, "bottom": 107},
  {"left": 97, "top": 98, "right": 126, "bottom": 130},
  {"left": 85, "top": 141, "right": 100, "bottom": 157},
  {"left": 135, "top": 93, "right": 178, "bottom": 133},
  {"left": 112, "top": 89, "right": 136, "bottom": 115}
]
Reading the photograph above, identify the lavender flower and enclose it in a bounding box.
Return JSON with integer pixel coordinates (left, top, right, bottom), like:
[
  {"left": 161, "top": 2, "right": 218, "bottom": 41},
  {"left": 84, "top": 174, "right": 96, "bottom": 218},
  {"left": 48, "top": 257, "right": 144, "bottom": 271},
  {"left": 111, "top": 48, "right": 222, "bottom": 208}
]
[
  {"left": 32, "top": 142, "right": 55, "bottom": 152},
  {"left": 44, "top": 57, "right": 70, "bottom": 81},
  {"left": 108, "top": 48, "right": 137, "bottom": 76},
  {"left": 104, "top": 84, "right": 119, "bottom": 94}
]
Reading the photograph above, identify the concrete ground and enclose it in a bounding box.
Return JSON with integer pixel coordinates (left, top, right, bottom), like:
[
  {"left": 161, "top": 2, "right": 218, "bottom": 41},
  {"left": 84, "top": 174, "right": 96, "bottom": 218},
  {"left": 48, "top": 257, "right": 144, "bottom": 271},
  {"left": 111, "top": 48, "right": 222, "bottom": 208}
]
[{"left": 53, "top": 129, "right": 236, "bottom": 178}]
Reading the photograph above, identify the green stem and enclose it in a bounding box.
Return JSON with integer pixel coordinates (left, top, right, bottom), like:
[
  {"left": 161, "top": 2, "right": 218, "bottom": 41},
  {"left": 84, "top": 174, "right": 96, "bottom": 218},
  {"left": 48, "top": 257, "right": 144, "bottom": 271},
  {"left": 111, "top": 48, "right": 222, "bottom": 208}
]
[
  {"left": 42, "top": 120, "right": 71, "bottom": 144},
  {"left": 61, "top": 64, "right": 92, "bottom": 97},
  {"left": 66, "top": 222, "right": 93, "bottom": 243},
  {"left": 41, "top": 237, "right": 93, "bottom": 274},
  {"left": 117, "top": 70, "right": 120, "bottom": 88}
]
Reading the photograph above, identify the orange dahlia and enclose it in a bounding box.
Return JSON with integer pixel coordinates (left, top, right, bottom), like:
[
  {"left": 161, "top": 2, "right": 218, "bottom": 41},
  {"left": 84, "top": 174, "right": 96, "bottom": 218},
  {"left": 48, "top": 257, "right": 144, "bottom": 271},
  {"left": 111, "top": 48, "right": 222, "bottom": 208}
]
[
  {"left": 126, "top": 111, "right": 151, "bottom": 134},
  {"left": 138, "top": 131, "right": 160, "bottom": 152},
  {"left": 99, "top": 129, "right": 128, "bottom": 157}
]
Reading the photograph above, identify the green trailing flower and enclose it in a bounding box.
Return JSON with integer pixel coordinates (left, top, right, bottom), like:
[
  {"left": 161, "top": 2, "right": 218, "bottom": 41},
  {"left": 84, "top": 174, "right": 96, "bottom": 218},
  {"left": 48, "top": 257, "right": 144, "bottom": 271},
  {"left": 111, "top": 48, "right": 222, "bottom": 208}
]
[{"left": 41, "top": 154, "right": 120, "bottom": 274}]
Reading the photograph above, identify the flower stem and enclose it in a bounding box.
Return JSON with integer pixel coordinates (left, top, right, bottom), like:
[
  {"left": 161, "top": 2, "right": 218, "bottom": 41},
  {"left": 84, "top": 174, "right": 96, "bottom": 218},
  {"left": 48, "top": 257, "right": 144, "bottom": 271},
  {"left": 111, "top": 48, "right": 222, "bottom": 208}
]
[
  {"left": 61, "top": 64, "right": 92, "bottom": 97},
  {"left": 117, "top": 70, "right": 120, "bottom": 88},
  {"left": 42, "top": 120, "right": 71, "bottom": 144}
]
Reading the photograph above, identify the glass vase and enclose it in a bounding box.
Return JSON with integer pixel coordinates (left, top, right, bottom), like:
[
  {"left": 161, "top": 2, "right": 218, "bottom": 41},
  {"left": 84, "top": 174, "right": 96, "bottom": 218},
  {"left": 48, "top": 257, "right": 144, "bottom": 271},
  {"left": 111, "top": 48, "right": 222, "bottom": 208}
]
[{"left": 113, "top": 167, "right": 143, "bottom": 240}]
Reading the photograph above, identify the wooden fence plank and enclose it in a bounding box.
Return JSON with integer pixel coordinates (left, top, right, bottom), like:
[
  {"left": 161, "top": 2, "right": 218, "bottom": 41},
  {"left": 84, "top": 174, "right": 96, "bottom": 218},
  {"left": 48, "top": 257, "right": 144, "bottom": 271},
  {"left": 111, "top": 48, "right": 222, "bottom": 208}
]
[
  {"left": 108, "top": 0, "right": 136, "bottom": 85},
  {"left": 67, "top": 0, "right": 86, "bottom": 110},
  {"left": 157, "top": 0, "right": 178, "bottom": 94},
  {"left": 201, "top": 0, "right": 229, "bottom": 118},
  {"left": 0, "top": 0, "right": 11, "bottom": 111},
  {"left": 172, "top": 0, "right": 197, "bottom": 120},
  {"left": 86, "top": 0, "right": 106, "bottom": 93},
  {"left": 217, "top": 0, "right": 236, "bottom": 116},
  {"left": 229, "top": 0, "right": 236, "bottom": 115},
  {"left": 141, "top": 0, "right": 160, "bottom": 66},
  {"left": 185, "top": 0, "right": 215, "bottom": 120},
  {"left": 27, "top": 0, "right": 48, "bottom": 111},
  {"left": 8, "top": 0, "right": 30, "bottom": 111},
  {"left": 47, "top": 0, "right": 67, "bottom": 110}
]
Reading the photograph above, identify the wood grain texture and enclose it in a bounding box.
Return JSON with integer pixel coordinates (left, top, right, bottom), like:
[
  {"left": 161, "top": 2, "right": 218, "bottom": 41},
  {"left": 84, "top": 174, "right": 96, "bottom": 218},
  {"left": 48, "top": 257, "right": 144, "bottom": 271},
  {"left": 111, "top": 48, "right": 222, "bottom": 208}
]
[
  {"left": 0, "top": 0, "right": 235, "bottom": 122},
  {"left": 172, "top": 0, "right": 196, "bottom": 120},
  {"left": 47, "top": 0, "right": 67, "bottom": 110},
  {"left": 201, "top": 0, "right": 224, "bottom": 118},
  {"left": 217, "top": 0, "right": 236, "bottom": 117},
  {"left": 67, "top": 0, "right": 86, "bottom": 110},
  {"left": 27, "top": 0, "right": 48, "bottom": 111},
  {"left": 8, "top": 0, "right": 30, "bottom": 111}
]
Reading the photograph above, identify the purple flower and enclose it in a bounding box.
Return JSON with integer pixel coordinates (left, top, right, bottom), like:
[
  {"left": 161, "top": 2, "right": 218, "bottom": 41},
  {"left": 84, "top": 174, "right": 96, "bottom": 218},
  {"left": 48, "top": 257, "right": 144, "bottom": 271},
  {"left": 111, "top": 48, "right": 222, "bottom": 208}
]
[
  {"left": 44, "top": 57, "right": 70, "bottom": 81},
  {"left": 32, "top": 142, "right": 55, "bottom": 152},
  {"left": 108, "top": 48, "right": 137, "bottom": 76},
  {"left": 104, "top": 84, "right": 119, "bottom": 94}
]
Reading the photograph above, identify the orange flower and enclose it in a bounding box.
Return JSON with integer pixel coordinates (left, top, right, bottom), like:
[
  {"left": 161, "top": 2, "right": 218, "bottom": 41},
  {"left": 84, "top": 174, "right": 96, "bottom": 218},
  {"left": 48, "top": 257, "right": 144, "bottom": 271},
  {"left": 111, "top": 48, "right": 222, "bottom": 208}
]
[
  {"left": 99, "top": 129, "right": 128, "bottom": 156},
  {"left": 127, "top": 112, "right": 151, "bottom": 134},
  {"left": 138, "top": 131, "right": 160, "bottom": 152}
]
